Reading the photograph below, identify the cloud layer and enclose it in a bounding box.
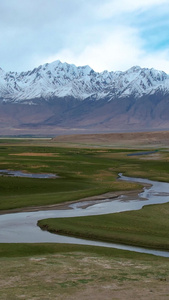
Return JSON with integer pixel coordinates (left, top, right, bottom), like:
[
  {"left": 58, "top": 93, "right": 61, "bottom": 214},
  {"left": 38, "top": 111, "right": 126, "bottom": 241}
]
[{"left": 1, "top": 0, "right": 169, "bottom": 73}]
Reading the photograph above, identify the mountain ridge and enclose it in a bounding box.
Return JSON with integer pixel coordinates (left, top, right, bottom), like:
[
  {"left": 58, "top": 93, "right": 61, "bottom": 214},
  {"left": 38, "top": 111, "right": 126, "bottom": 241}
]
[
  {"left": 1, "top": 60, "right": 169, "bottom": 135},
  {"left": 0, "top": 60, "right": 169, "bottom": 103}
]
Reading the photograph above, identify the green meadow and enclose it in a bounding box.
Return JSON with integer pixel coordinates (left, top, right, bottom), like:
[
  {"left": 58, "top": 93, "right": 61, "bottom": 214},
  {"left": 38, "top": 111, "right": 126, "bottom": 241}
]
[
  {"left": 1, "top": 138, "right": 169, "bottom": 298},
  {"left": 0, "top": 139, "right": 169, "bottom": 211},
  {"left": 38, "top": 202, "right": 169, "bottom": 251},
  {"left": 0, "top": 142, "right": 141, "bottom": 211},
  {"left": 1, "top": 139, "right": 169, "bottom": 251}
]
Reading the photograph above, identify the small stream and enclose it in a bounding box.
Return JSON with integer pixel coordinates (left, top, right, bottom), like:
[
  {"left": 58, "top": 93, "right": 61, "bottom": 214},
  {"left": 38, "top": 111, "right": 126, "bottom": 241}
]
[
  {"left": 0, "top": 169, "right": 57, "bottom": 179},
  {"left": 1, "top": 174, "right": 169, "bottom": 257}
]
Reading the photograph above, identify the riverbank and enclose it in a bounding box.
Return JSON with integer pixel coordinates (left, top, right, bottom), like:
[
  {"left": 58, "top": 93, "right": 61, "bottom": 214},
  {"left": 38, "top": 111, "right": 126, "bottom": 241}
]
[
  {"left": 0, "top": 184, "right": 148, "bottom": 215},
  {"left": 38, "top": 176, "right": 169, "bottom": 251}
]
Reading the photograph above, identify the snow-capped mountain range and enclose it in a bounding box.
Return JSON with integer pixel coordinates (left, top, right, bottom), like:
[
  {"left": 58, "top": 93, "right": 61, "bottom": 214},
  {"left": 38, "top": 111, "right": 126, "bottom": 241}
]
[
  {"left": 1, "top": 60, "right": 169, "bottom": 135},
  {"left": 0, "top": 60, "right": 169, "bottom": 103}
]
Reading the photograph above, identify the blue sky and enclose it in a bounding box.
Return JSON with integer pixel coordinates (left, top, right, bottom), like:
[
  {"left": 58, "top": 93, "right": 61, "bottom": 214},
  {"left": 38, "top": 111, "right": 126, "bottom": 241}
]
[
  {"left": 133, "top": 4, "right": 169, "bottom": 51},
  {"left": 0, "top": 0, "right": 169, "bottom": 73}
]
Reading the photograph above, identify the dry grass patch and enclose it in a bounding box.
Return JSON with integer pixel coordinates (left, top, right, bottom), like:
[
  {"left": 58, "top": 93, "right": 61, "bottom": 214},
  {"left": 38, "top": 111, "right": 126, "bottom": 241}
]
[
  {"left": 29, "top": 165, "right": 48, "bottom": 169},
  {"left": 52, "top": 130, "right": 169, "bottom": 148},
  {"left": 0, "top": 252, "right": 169, "bottom": 300},
  {"left": 139, "top": 153, "right": 162, "bottom": 160},
  {"left": 10, "top": 152, "right": 59, "bottom": 157}
]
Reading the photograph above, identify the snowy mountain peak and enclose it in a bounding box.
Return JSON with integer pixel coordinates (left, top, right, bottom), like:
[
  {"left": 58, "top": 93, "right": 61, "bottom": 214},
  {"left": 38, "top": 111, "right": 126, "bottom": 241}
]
[
  {"left": 0, "top": 60, "right": 169, "bottom": 103},
  {"left": 128, "top": 66, "right": 142, "bottom": 73}
]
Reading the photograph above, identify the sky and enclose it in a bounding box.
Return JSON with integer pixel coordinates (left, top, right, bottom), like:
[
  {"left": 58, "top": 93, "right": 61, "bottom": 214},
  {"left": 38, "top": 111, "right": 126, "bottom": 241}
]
[{"left": 1, "top": 0, "right": 169, "bottom": 73}]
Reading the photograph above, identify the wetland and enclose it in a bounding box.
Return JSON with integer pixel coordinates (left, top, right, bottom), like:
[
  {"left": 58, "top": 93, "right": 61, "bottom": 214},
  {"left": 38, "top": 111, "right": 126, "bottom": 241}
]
[{"left": 1, "top": 134, "right": 169, "bottom": 299}]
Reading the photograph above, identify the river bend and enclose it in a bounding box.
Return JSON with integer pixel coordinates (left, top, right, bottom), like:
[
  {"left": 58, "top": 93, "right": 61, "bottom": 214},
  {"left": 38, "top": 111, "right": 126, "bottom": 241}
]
[{"left": 1, "top": 175, "right": 169, "bottom": 257}]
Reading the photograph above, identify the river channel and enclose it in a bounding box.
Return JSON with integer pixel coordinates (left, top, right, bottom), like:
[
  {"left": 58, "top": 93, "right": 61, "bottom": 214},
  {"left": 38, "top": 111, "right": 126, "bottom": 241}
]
[{"left": 1, "top": 174, "right": 169, "bottom": 257}]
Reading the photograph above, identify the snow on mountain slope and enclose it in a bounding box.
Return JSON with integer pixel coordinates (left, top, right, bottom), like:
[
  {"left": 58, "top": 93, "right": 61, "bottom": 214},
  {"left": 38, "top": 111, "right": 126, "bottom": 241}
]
[{"left": 0, "top": 60, "right": 169, "bottom": 103}]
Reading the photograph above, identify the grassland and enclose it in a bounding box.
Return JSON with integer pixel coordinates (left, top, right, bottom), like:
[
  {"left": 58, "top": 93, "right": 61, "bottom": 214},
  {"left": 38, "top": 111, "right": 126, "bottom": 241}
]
[
  {"left": 0, "top": 137, "right": 169, "bottom": 212},
  {"left": 38, "top": 201, "right": 169, "bottom": 251},
  {"left": 0, "top": 141, "right": 142, "bottom": 211},
  {"left": 1, "top": 135, "right": 169, "bottom": 298},
  {"left": 52, "top": 130, "right": 169, "bottom": 148},
  {"left": 0, "top": 244, "right": 169, "bottom": 300}
]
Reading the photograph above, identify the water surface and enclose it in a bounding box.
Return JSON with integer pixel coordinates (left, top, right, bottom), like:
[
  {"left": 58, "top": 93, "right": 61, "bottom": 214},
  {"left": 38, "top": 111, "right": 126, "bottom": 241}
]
[
  {"left": 1, "top": 174, "right": 169, "bottom": 257},
  {"left": 0, "top": 169, "right": 57, "bottom": 178}
]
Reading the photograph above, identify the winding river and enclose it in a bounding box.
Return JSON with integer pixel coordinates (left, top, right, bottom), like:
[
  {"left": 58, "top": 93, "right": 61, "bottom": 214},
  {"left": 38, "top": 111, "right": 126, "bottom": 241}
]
[{"left": 1, "top": 174, "right": 169, "bottom": 257}]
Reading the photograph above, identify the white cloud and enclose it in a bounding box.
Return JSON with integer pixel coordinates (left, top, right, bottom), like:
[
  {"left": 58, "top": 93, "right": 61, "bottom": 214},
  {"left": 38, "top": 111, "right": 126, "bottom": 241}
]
[
  {"left": 0, "top": 0, "right": 169, "bottom": 74},
  {"left": 41, "top": 26, "right": 144, "bottom": 72},
  {"left": 139, "top": 50, "right": 169, "bottom": 73},
  {"left": 41, "top": 23, "right": 169, "bottom": 74},
  {"left": 95, "top": 0, "right": 169, "bottom": 19}
]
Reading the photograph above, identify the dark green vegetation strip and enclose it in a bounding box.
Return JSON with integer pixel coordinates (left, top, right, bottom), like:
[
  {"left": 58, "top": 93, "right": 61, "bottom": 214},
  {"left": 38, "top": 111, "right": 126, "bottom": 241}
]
[
  {"left": 0, "top": 243, "right": 167, "bottom": 261},
  {"left": 38, "top": 201, "right": 169, "bottom": 251}
]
